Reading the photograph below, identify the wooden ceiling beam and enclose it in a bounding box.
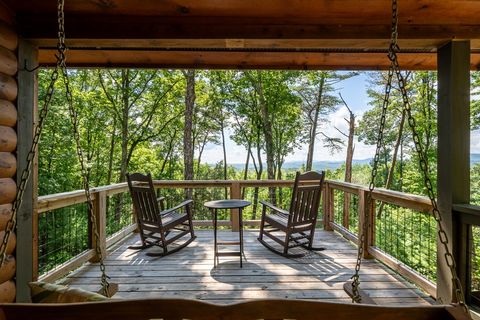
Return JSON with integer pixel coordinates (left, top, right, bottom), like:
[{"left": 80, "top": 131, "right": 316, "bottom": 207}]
[
  {"left": 37, "top": 49, "right": 480, "bottom": 71},
  {"left": 33, "top": 39, "right": 467, "bottom": 51},
  {"left": 16, "top": 15, "right": 480, "bottom": 42},
  {"left": 5, "top": 0, "right": 480, "bottom": 25}
]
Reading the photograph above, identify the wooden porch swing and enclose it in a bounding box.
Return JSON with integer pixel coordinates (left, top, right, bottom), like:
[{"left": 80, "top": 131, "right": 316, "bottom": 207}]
[{"left": 0, "top": 0, "right": 473, "bottom": 319}]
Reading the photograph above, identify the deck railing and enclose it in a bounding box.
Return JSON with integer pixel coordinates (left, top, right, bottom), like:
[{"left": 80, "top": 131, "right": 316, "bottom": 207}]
[{"left": 36, "top": 179, "right": 437, "bottom": 297}]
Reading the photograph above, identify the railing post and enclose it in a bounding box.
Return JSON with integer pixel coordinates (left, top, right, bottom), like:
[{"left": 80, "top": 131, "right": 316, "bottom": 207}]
[
  {"left": 230, "top": 182, "right": 241, "bottom": 232},
  {"left": 323, "top": 182, "right": 333, "bottom": 231},
  {"left": 91, "top": 191, "right": 107, "bottom": 262},
  {"left": 358, "top": 189, "right": 373, "bottom": 259}
]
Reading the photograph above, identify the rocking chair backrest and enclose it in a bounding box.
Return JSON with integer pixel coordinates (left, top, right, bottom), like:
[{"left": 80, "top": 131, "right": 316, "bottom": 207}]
[
  {"left": 126, "top": 172, "right": 162, "bottom": 227},
  {"left": 288, "top": 171, "right": 325, "bottom": 226}
]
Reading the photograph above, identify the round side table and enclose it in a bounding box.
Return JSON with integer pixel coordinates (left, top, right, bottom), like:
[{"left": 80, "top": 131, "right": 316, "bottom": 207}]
[{"left": 204, "top": 199, "right": 251, "bottom": 267}]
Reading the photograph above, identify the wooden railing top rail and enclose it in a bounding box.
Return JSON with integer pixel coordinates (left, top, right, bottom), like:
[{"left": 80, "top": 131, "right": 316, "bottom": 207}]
[
  {"left": 37, "top": 179, "right": 433, "bottom": 214},
  {"left": 453, "top": 203, "right": 480, "bottom": 216},
  {"left": 326, "top": 180, "right": 433, "bottom": 214}
]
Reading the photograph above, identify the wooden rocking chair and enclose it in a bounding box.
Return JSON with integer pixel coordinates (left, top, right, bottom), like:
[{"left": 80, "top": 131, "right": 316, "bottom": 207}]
[
  {"left": 258, "top": 171, "right": 326, "bottom": 258},
  {"left": 126, "top": 173, "right": 196, "bottom": 257}
]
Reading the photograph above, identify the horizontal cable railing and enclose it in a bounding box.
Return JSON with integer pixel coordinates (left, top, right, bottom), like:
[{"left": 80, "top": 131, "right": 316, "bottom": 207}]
[
  {"left": 324, "top": 181, "right": 436, "bottom": 298},
  {"left": 36, "top": 178, "right": 438, "bottom": 297}
]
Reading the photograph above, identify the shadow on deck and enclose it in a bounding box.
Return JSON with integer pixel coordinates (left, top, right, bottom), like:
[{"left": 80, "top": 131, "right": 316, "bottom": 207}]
[{"left": 62, "top": 230, "right": 435, "bottom": 305}]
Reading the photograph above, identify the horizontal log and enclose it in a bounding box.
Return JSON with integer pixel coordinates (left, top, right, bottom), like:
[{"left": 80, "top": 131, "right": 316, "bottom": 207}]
[
  {"left": 0, "top": 152, "right": 16, "bottom": 178},
  {"left": 0, "top": 178, "right": 15, "bottom": 204},
  {"left": 0, "top": 255, "right": 15, "bottom": 283},
  {"left": 0, "top": 46, "right": 16, "bottom": 76},
  {"left": 0, "top": 280, "right": 15, "bottom": 303},
  {"left": 0, "top": 204, "right": 12, "bottom": 230},
  {"left": 0, "top": 72, "right": 16, "bottom": 101},
  {"left": 0, "top": 126, "right": 16, "bottom": 152},
  {"left": 0, "top": 22, "right": 17, "bottom": 51},
  {"left": 0, "top": 230, "right": 15, "bottom": 255},
  {"left": 0, "top": 100, "right": 16, "bottom": 127}
]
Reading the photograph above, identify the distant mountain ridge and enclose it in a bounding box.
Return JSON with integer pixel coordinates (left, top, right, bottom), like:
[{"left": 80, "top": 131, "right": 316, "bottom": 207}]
[
  {"left": 230, "top": 154, "right": 480, "bottom": 171},
  {"left": 230, "top": 158, "right": 371, "bottom": 171}
]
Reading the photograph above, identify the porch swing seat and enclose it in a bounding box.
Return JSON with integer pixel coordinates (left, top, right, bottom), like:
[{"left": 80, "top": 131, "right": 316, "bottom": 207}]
[{"left": 0, "top": 298, "right": 469, "bottom": 320}]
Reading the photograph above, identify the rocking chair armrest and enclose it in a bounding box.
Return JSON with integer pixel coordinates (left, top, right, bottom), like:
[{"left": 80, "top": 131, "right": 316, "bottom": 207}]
[
  {"left": 160, "top": 199, "right": 193, "bottom": 216},
  {"left": 157, "top": 196, "right": 166, "bottom": 210},
  {"left": 260, "top": 200, "right": 290, "bottom": 216}
]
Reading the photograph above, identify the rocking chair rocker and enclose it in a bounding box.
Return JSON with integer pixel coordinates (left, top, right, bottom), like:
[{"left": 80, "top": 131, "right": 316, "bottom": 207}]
[
  {"left": 126, "top": 172, "right": 196, "bottom": 257},
  {"left": 258, "top": 171, "right": 326, "bottom": 258}
]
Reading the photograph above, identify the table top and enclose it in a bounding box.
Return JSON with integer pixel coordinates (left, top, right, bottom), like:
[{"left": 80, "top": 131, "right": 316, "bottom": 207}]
[{"left": 204, "top": 199, "right": 251, "bottom": 209}]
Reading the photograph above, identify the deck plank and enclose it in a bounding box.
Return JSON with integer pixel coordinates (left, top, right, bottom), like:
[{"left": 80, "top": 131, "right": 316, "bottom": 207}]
[{"left": 62, "top": 230, "right": 434, "bottom": 306}]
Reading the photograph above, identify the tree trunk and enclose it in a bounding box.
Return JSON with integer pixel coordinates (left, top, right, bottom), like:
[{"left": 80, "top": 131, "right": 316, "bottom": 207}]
[
  {"left": 256, "top": 71, "right": 276, "bottom": 204},
  {"left": 183, "top": 70, "right": 195, "bottom": 199},
  {"left": 241, "top": 140, "right": 251, "bottom": 199},
  {"left": 306, "top": 74, "right": 325, "bottom": 171},
  {"left": 221, "top": 119, "right": 228, "bottom": 198},
  {"left": 160, "top": 130, "right": 177, "bottom": 176},
  {"left": 343, "top": 106, "right": 355, "bottom": 226},
  {"left": 344, "top": 110, "right": 355, "bottom": 183},
  {"left": 115, "top": 69, "right": 131, "bottom": 222},
  {"left": 378, "top": 110, "right": 406, "bottom": 217},
  {"left": 252, "top": 133, "right": 263, "bottom": 219}
]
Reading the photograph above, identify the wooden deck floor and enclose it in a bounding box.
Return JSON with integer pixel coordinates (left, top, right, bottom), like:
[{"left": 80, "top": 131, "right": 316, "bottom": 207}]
[{"left": 63, "top": 230, "right": 435, "bottom": 305}]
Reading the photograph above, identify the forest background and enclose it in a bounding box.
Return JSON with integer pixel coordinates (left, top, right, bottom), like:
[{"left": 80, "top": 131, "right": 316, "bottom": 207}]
[{"left": 37, "top": 69, "right": 480, "bottom": 205}]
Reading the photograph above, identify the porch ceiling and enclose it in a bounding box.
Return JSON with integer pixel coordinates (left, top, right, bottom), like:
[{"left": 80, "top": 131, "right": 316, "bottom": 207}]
[{"left": 3, "top": 0, "right": 480, "bottom": 70}]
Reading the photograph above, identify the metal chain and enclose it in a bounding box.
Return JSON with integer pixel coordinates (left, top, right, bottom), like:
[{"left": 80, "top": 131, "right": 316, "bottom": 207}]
[
  {"left": 349, "top": 1, "right": 398, "bottom": 303},
  {"left": 56, "top": 0, "right": 110, "bottom": 297},
  {"left": 350, "top": 0, "right": 471, "bottom": 316},
  {"left": 389, "top": 43, "right": 471, "bottom": 320},
  {"left": 0, "top": 11, "right": 65, "bottom": 268},
  {"left": 350, "top": 65, "right": 394, "bottom": 303}
]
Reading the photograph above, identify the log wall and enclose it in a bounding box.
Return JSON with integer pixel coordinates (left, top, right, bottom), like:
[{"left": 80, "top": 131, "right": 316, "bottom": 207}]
[{"left": 0, "top": 16, "right": 18, "bottom": 302}]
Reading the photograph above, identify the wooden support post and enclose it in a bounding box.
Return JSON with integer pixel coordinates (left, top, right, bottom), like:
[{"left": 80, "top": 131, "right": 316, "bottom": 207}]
[
  {"left": 91, "top": 191, "right": 107, "bottom": 262},
  {"left": 230, "top": 182, "right": 240, "bottom": 232},
  {"left": 323, "top": 183, "right": 334, "bottom": 231},
  {"left": 358, "top": 189, "right": 373, "bottom": 259},
  {"left": 437, "top": 40, "right": 470, "bottom": 304},
  {"left": 321, "top": 185, "right": 329, "bottom": 230},
  {"left": 16, "top": 40, "right": 37, "bottom": 302}
]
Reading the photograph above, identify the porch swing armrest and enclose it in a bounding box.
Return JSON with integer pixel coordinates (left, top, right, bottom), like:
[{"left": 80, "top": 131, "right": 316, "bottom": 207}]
[
  {"left": 260, "top": 200, "right": 290, "bottom": 216},
  {"left": 160, "top": 200, "right": 193, "bottom": 216}
]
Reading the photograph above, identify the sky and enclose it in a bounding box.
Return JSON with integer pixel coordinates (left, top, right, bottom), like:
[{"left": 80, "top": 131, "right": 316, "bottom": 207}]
[{"left": 200, "top": 72, "right": 480, "bottom": 165}]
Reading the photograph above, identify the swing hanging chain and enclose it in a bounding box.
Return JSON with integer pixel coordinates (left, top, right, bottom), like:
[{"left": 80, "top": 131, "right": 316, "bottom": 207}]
[
  {"left": 389, "top": 45, "right": 471, "bottom": 319},
  {"left": 350, "top": 0, "right": 398, "bottom": 303},
  {"left": 0, "top": 9, "right": 64, "bottom": 268},
  {"left": 351, "top": 0, "right": 471, "bottom": 316},
  {"left": 56, "top": 0, "right": 111, "bottom": 296}
]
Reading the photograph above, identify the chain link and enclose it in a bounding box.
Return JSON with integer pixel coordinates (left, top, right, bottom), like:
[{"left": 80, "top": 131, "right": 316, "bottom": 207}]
[
  {"left": 349, "top": 3, "right": 397, "bottom": 303},
  {"left": 56, "top": 0, "right": 110, "bottom": 297},
  {"left": 0, "top": 0, "right": 110, "bottom": 297},
  {"left": 0, "top": 69, "right": 59, "bottom": 267},
  {"left": 0, "top": 13, "right": 63, "bottom": 269},
  {"left": 350, "top": 0, "right": 471, "bottom": 317},
  {"left": 390, "top": 48, "right": 471, "bottom": 319}
]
